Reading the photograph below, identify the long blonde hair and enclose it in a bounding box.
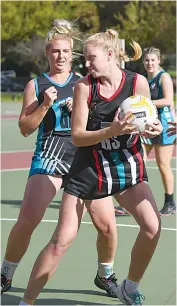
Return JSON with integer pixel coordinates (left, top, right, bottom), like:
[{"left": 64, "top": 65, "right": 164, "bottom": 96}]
[{"left": 84, "top": 29, "right": 142, "bottom": 65}]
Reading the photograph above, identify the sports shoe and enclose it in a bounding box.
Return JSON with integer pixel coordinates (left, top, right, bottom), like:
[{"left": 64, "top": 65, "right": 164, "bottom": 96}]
[
  {"left": 116, "top": 280, "right": 145, "bottom": 305},
  {"left": 159, "top": 201, "right": 176, "bottom": 216},
  {"left": 94, "top": 272, "right": 119, "bottom": 298},
  {"left": 1, "top": 274, "right": 12, "bottom": 295},
  {"left": 115, "top": 206, "right": 130, "bottom": 216}
]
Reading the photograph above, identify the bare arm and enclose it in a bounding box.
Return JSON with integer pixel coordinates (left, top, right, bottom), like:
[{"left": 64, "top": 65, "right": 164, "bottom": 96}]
[
  {"left": 19, "top": 80, "right": 57, "bottom": 137},
  {"left": 152, "top": 73, "right": 174, "bottom": 108},
  {"left": 71, "top": 77, "right": 137, "bottom": 147},
  {"left": 135, "top": 74, "right": 151, "bottom": 98},
  {"left": 135, "top": 74, "right": 163, "bottom": 137}
]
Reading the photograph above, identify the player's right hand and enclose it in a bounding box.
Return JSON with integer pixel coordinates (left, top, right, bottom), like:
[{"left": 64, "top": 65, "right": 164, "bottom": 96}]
[
  {"left": 43, "top": 86, "right": 58, "bottom": 109},
  {"left": 110, "top": 108, "right": 138, "bottom": 136}
]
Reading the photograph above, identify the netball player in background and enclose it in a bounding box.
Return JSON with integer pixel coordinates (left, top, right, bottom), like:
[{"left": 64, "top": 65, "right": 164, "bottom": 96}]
[
  {"left": 19, "top": 29, "right": 163, "bottom": 305},
  {"left": 1, "top": 19, "right": 120, "bottom": 299},
  {"left": 142, "top": 47, "right": 176, "bottom": 216}
]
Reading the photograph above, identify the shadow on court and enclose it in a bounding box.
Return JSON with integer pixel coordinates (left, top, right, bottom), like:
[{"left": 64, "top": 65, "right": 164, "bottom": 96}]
[
  {"left": 0, "top": 200, "right": 61, "bottom": 210},
  {"left": 1, "top": 288, "right": 114, "bottom": 305}
]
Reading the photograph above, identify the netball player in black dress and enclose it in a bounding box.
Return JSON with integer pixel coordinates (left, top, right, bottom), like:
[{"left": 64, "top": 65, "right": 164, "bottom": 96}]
[{"left": 20, "top": 29, "right": 163, "bottom": 305}]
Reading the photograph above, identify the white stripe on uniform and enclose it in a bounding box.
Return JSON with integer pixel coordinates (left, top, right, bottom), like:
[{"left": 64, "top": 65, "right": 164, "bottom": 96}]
[
  {"left": 98, "top": 151, "right": 112, "bottom": 195},
  {"left": 123, "top": 149, "right": 137, "bottom": 185}
]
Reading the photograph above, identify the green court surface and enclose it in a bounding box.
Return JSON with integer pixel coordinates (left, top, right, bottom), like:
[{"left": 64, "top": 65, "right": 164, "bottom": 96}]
[{"left": 1, "top": 102, "right": 176, "bottom": 305}]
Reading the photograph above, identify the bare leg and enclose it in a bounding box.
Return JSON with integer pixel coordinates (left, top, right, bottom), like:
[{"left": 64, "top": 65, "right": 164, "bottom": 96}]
[
  {"left": 115, "top": 182, "right": 161, "bottom": 281},
  {"left": 142, "top": 143, "right": 153, "bottom": 162},
  {"left": 87, "top": 197, "right": 117, "bottom": 263},
  {"left": 5, "top": 174, "right": 62, "bottom": 263},
  {"left": 154, "top": 144, "right": 174, "bottom": 194},
  {"left": 22, "top": 193, "right": 87, "bottom": 304}
]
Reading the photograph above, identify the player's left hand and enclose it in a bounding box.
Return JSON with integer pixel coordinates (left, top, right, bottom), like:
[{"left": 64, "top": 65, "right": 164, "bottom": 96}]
[
  {"left": 166, "top": 121, "right": 176, "bottom": 136},
  {"left": 141, "top": 119, "right": 163, "bottom": 138},
  {"left": 66, "top": 97, "right": 73, "bottom": 112}
]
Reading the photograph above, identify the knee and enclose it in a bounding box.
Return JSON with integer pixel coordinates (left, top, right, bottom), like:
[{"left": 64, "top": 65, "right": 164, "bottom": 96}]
[
  {"left": 141, "top": 216, "right": 161, "bottom": 240},
  {"left": 49, "top": 228, "right": 77, "bottom": 258},
  {"left": 157, "top": 161, "right": 169, "bottom": 173},
  {"left": 50, "top": 237, "right": 73, "bottom": 258},
  {"left": 96, "top": 221, "right": 117, "bottom": 239},
  {"left": 16, "top": 215, "right": 39, "bottom": 235}
]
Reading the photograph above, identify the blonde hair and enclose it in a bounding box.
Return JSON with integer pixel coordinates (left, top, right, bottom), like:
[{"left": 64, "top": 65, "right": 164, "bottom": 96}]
[
  {"left": 45, "top": 19, "right": 82, "bottom": 57},
  {"left": 84, "top": 29, "right": 142, "bottom": 65},
  {"left": 142, "top": 47, "right": 161, "bottom": 60}
]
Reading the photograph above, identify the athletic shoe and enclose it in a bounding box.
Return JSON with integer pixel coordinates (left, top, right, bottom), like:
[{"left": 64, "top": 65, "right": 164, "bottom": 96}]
[
  {"left": 1, "top": 274, "right": 11, "bottom": 295},
  {"left": 116, "top": 280, "right": 145, "bottom": 305},
  {"left": 94, "top": 272, "right": 119, "bottom": 298},
  {"left": 159, "top": 201, "right": 176, "bottom": 216},
  {"left": 115, "top": 206, "right": 130, "bottom": 216}
]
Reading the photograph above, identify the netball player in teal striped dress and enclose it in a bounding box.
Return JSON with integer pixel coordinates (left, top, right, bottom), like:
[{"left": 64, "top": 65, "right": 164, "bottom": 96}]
[{"left": 142, "top": 47, "right": 176, "bottom": 216}]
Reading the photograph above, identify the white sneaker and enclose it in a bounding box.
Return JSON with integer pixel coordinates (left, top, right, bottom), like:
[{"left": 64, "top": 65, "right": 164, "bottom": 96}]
[{"left": 116, "top": 280, "right": 145, "bottom": 305}]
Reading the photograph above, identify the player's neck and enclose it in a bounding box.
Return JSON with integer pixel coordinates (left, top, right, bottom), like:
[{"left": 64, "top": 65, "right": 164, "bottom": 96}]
[
  {"left": 100, "top": 67, "right": 122, "bottom": 87},
  {"left": 147, "top": 69, "right": 162, "bottom": 80},
  {"left": 47, "top": 70, "right": 71, "bottom": 84}
]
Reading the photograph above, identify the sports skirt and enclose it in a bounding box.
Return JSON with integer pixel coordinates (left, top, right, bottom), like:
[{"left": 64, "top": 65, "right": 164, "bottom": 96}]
[
  {"left": 29, "top": 135, "right": 77, "bottom": 184},
  {"left": 64, "top": 145, "right": 148, "bottom": 200}
]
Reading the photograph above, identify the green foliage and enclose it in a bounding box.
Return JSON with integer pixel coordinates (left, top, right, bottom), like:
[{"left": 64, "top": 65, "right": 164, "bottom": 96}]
[
  {"left": 1, "top": 1, "right": 175, "bottom": 76},
  {"left": 168, "top": 70, "right": 176, "bottom": 78},
  {"left": 115, "top": 1, "right": 176, "bottom": 54},
  {"left": 1, "top": 1, "right": 99, "bottom": 41},
  {"left": 1, "top": 1, "right": 100, "bottom": 76}
]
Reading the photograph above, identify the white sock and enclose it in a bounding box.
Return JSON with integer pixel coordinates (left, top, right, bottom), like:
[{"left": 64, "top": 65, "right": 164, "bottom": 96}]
[
  {"left": 19, "top": 301, "right": 31, "bottom": 305},
  {"left": 125, "top": 279, "right": 140, "bottom": 294},
  {"left": 98, "top": 261, "right": 114, "bottom": 279},
  {"left": 1, "top": 259, "right": 19, "bottom": 280}
]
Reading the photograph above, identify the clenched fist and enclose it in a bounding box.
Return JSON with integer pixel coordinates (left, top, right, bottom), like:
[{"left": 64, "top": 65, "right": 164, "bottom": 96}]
[{"left": 43, "top": 86, "right": 58, "bottom": 109}]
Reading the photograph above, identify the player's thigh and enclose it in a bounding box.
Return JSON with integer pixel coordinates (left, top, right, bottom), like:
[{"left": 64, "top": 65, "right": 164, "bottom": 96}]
[
  {"left": 19, "top": 174, "right": 62, "bottom": 222},
  {"left": 87, "top": 197, "right": 117, "bottom": 232},
  {"left": 154, "top": 144, "right": 174, "bottom": 166},
  {"left": 54, "top": 193, "right": 86, "bottom": 242},
  {"left": 115, "top": 182, "right": 160, "bottom": 234},
  {"left": 142, "top": 143, "right": 153, "bottom": 160}
]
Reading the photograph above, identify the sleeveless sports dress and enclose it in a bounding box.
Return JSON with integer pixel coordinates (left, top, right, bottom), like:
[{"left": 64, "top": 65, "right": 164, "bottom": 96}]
[
  {"left": 29, "top": 72, "right": 80, "bottom": 183},
  {"left": 141, "top": 70, "right": 176, "bottom": 145},
  {"left": 64, "top": 69, "right": 148, "bottom": 200}
]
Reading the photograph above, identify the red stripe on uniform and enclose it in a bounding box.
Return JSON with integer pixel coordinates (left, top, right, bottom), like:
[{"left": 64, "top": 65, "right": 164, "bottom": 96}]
[
  {"left": 87, "top": 74, "right": 92, "bottom": 105},
  {"left": 93, "top": 148, "right": 103, "bottom": 192},
  {"left": 97, "top": 70, "right": 126, "bottom": 102},
  {"left": 133, "top": 73, "right": 138, "bottom": 95},
  {"left": 131, "top": 135, "right": 144, "bottom": 181}
]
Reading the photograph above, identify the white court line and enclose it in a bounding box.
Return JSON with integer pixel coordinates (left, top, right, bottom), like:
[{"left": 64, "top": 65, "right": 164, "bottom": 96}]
[
  {"left": 1, "top": 165, "right": 177, "bottom": 172},
  {"left": 1, "top": 150, "right": 33, "bottom": 154},
  {"left": 1, "top": 168, "right": 29, "bottom": 172},
  {"left": 0, "top": 218, "right": 176, "bottom": 231}
]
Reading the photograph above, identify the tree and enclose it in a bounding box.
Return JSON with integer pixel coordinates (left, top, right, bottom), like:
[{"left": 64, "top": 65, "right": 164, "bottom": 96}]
[
  {"left": 1, "top": 1, "right": 100, "bottom": 41},
  {"left": 1, "top": 1, "right": 100, "bottom": 76},
  {"left": 113, "top": 1, "right": 176, "bottom": 73},
  {"left": 115, "top": 1, "right": 176, "bottom": 53}
]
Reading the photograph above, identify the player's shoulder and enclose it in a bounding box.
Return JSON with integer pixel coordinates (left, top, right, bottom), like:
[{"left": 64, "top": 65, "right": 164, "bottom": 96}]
[
  {"left": 75, "top": 75, "right": 90, "bottom": 86},
  {"left": 160, "top": 71, "right": 172, "bottom": 81},
  {"left": 24, "top": 78, "right": 36, "bottom": 92}
]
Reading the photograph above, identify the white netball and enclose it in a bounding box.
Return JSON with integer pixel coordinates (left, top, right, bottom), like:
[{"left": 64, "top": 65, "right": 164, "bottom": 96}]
[{"left": 119, "top": 95, "right": 158, "bottom": 132}]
